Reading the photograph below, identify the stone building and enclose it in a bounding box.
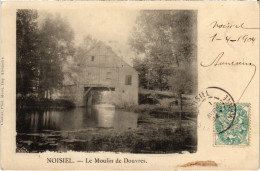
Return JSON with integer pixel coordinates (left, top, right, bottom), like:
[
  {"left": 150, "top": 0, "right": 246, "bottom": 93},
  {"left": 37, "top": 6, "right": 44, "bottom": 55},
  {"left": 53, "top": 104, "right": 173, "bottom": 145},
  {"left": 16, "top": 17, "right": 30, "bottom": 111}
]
[{"left": 61, "top": 41, "right": 139, "bottom": 107}]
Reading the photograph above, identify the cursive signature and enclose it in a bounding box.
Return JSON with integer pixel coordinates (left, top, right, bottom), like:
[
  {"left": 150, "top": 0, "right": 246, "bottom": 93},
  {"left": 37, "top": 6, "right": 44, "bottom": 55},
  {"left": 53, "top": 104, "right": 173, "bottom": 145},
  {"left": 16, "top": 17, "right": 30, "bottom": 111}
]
[{"left": 200, "top": 52, "right": 256, "bottom": 102}]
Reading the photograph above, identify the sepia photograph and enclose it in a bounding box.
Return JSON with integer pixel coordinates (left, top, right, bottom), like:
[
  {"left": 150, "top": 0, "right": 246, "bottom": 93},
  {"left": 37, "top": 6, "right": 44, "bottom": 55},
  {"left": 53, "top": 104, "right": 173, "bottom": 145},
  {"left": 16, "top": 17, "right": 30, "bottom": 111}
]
[{"left": 16, "top": 9, "right": 198, "bottom": 153}]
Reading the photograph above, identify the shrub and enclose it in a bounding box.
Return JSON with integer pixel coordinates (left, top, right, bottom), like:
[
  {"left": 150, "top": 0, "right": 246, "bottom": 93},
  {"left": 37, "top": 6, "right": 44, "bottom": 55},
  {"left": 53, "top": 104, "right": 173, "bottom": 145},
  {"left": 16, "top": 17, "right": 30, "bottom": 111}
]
[
  {"left": 53, "top": 99, "right": 75, "bottom": 109},
  {"left": 16, "top": 95, "right": 75, "bottom": 109}
]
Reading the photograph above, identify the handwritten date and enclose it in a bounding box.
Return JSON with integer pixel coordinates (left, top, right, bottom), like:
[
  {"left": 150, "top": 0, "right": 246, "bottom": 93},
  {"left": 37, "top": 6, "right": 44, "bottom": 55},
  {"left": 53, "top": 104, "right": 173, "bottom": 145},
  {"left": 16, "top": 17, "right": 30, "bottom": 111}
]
[{"left": 210, "top": 33, "right": 255, "bottom": 44}]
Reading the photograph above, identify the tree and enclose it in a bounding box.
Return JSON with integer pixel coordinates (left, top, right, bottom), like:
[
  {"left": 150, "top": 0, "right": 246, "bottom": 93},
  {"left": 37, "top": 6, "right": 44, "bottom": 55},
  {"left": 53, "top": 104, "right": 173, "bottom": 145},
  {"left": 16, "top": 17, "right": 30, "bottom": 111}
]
[
  {"left": 133, "top": 57, "right": 149, "bottom": 89},
  {"left": 16, "top": 9, "right": 39, "bottom": 96},
  {"left": 169, "top": 69, "right": 195, "bottom": 94},
  {"left": 37, "top": 14, "right": 75, "bottom": 98},
  {"left": 129, "top": 10, "right": 197, "bottom": 93}
]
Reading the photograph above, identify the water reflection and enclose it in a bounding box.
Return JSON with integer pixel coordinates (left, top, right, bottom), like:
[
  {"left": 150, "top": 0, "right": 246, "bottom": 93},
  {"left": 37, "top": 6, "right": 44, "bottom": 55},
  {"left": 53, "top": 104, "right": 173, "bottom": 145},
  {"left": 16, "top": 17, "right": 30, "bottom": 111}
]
[
  {"left": 17, "top": 107, "right": 138, "bottom": 134},
  {"left": 16, "top": 106, "right": 196, "bottom": 153}
]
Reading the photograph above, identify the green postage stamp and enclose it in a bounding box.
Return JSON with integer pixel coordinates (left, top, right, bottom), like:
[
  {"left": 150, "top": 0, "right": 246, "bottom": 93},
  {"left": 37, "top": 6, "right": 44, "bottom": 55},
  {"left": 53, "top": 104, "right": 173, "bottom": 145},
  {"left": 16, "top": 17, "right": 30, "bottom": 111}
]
[{"left": 215, "top": 103, "right": 250, "bottom": 146}]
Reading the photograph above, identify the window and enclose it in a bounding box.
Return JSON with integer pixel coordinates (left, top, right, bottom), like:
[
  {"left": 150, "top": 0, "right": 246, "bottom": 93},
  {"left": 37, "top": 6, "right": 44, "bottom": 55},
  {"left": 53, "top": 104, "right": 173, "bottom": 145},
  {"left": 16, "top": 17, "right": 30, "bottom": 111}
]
[
  {"left": 125, "top": 75, "right": 132, "bottom": 85},
  {"left": 91, "top": 56, "right": 95, "bottom": 61},
  {"left": 106, "top": 72, "right": 111, "bottom": 80}
]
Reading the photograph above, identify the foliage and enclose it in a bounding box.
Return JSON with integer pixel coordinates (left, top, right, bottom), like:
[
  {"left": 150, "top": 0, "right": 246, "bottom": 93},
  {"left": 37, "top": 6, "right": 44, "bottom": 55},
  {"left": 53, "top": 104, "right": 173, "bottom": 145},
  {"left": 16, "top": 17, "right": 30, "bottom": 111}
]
[
  {"left": 17, "top": 95, "right": 75, "bottom": 109},
  {"left": 16, "top": 10, "right": 75, "bottom": 99},
  {"left": 129, "top": 10, "right": 197, "bottom": 93},
  {"left": 38, "top": 14, "right": 75, "bottom": 98},
  {"left": 169, "top": 69, "right": 196, "bottom": 94},
  {"left": 132, "top": 58, "right": 149, "bottom": 88},
  {"left": 16, "top": 9, "right": 39, "bottom": 95}
]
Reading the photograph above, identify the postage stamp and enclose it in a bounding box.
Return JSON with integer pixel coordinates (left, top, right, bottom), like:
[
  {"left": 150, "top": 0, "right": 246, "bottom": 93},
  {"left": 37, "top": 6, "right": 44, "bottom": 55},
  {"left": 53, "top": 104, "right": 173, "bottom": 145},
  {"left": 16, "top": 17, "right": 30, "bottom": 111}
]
[{"left": 214, "top": 103, "right": 250, "bottom": 146}]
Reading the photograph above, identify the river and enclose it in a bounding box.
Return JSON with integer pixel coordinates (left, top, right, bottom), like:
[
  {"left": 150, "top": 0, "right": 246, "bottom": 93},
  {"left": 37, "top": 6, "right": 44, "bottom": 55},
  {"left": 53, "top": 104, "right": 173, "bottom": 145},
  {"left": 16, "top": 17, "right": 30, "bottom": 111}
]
[
  {"left": 16, "top": 105, "right": 197, "bottom": 153},
  {"left": 16, "top": 106, "right": 138, "bottom": 152}
]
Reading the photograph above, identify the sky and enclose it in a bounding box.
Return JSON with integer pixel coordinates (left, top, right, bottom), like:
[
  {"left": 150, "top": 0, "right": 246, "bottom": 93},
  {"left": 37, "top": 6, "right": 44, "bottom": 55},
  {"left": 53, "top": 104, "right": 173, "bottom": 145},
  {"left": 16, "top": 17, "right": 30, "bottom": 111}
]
[{"left": 39, "top": 9, "right": 139, "bottom": 65}]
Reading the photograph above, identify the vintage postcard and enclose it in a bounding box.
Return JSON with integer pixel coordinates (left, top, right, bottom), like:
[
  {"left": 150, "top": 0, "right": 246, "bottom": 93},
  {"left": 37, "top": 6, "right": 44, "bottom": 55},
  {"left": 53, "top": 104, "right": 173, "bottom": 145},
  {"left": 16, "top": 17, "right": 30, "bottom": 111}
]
[{"left": 1, "top": 1, "right": 259, "bottom": 170}]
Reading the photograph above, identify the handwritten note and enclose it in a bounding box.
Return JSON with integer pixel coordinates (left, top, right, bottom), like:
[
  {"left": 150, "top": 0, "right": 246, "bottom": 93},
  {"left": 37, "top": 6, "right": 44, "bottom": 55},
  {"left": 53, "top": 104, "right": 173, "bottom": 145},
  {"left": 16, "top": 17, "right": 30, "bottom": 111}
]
[{"left": 200, "top": 21, "right": 259, "bottom": 102}]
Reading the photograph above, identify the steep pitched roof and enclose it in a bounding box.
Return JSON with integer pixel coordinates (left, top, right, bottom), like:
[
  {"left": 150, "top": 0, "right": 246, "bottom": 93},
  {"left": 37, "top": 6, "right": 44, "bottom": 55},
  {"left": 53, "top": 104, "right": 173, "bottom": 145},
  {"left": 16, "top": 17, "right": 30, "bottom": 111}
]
[
  {"left": 85, "top": 41, "right": 139, "bottom": 74},
  {"left": 84, "top": 41, "right": 102, "bottom": 54}
]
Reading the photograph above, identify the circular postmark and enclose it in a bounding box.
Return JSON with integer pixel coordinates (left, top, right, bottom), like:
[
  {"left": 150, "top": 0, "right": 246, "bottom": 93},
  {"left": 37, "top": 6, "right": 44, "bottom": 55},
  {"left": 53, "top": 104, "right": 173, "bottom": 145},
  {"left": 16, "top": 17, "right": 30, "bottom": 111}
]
[{"left": 193, "top": 87, "right": 236, "bottom": 134}]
